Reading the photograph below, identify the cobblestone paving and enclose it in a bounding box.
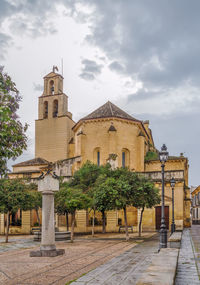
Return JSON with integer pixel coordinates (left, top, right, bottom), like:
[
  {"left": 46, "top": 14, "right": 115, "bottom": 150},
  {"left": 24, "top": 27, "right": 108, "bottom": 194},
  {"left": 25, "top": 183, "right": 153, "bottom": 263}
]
[
  {"left": 175, "top": 228, "right": 200, "bottom": 285},
  {"left": 0, "top": 236, "right": 139, "bottom": 285},
  {"left": 72, "top": 234, "right": 159, "bottom": 285}
]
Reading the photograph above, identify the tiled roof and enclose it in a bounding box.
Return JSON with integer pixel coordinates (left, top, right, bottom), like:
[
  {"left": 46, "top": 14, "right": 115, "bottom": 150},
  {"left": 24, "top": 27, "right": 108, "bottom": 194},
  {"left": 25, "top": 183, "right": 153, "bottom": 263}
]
[
  {"left": 82, "top": 101, "right": 139, "bottom": 122},
  {"left": 13, "top": 157, "right": 49, "bottom": 167}
]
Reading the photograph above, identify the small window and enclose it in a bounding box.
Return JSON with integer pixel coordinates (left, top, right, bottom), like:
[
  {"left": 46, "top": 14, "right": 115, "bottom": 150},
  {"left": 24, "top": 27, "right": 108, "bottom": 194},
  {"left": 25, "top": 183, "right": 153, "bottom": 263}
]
[
  {"left": 43, "top": 101, "right": 48, "bottom": 119},
  {"left": 53, "top": 99, "right": 58, "bottom": 117},
  {"left": 93, "top": 147, "right": 101, "bottom": 166},
  {"left": 122, "top": 151, "right": 125, "bottom": 168},
  {"left": 121, "top": 148, "right": 130, "bottom": 168},
  {"left": 97, "top": 151, "right": 100, "bottom": 166}
]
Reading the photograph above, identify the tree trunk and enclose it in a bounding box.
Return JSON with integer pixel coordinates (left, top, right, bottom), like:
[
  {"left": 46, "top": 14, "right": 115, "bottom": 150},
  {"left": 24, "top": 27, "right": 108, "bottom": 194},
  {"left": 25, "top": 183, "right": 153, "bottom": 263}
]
[
  {"left": 5, "top": 211, "right": 10, "bottom": 243},
  {"left": 36, "top": 208, "right": 41, "bottom": 227},
  {"left": 92, "top": 209, "right": 95, "bottom": 237},
  {"left": 66, "top": 212, "right": 69, "bottom": 231},
  {"left": 102, "top": 210, "right": 106, "bottom": 234},
  {"left": 71, "top": 212, "right": 75, "bottom": 242},
  {"left": 123, "top": 206, "right": 129, "bottom": 241},
  {"left": 139, "top": 207, "right": 144, "bottom": 237}
]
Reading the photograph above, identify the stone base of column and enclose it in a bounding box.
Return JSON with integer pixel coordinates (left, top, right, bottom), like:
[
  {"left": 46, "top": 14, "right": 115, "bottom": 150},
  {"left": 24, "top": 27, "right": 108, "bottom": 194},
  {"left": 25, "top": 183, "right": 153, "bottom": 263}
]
[{"left": 30, "top": 248, "right": 65, "bottom": 257}]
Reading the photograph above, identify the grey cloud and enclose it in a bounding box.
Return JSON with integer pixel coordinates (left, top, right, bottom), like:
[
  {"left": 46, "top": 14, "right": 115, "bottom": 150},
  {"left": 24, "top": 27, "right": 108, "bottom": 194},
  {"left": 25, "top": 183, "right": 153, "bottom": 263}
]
[
  {"left": 79, "top": 1, "right": 200, "bottom": 90},
  {"left": 79, "top": 59, "right": 103, "bottom": 81},
  {"left": 0, "top": 33, "right": 12, "bottom": 59},
  {"left": 109, "top": 61, "right": 124, "bottom": 73},
  {"left": 33, "top": 83, "right": 43, "bottom": 92},
  {"left": 127, "top": 89, "right": 163, "bottom": 103}
]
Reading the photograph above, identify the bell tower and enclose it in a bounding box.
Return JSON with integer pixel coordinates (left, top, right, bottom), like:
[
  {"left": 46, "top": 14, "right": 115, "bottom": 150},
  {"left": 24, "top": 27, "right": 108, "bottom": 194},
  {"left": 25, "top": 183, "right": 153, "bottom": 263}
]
[{"left": 35, "top": 67, "right": 75, "bottom": 162}]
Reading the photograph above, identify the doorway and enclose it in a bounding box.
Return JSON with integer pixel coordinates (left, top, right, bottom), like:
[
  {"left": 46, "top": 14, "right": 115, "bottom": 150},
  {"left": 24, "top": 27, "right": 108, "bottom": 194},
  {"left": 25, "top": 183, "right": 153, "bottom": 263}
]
[{"left": 155, "top": 206, "right": 169, "bottom": 230}]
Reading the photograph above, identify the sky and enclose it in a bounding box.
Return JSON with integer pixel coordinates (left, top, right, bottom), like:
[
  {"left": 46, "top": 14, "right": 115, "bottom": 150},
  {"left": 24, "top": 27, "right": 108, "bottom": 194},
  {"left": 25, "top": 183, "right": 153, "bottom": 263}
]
[{"left": 1, "top": 0, "right": 200, "bottom": 186}]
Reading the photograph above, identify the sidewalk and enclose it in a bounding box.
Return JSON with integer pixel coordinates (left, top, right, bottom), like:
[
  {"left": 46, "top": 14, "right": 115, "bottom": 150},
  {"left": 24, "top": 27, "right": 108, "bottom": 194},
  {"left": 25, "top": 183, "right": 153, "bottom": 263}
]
[
  {"left": 71, "top": 233, "right": 159, "bottom": 284},
  {"left": 175, "top": 228, "right": 199, "bottom": 284}
]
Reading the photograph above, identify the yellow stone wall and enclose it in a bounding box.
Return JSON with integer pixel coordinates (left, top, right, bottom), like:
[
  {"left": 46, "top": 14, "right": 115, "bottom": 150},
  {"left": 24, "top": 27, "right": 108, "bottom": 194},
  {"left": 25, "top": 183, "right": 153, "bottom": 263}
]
[
  {"left": 21, "top": 211, "right": 31, "bottom": 234},
  {"left": 73, "top": 118, "right": 150, "bottom": 172},
  {"left": 35, "top": 116, "right": 74, "bottom": 162}
]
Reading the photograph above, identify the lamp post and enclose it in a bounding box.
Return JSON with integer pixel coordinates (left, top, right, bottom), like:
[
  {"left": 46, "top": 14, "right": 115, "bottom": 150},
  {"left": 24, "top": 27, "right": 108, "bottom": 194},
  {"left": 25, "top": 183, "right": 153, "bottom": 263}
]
[
  {"left": 159, "top": 144, "right": 169, "bottom": 249},
  {"left": 170, "top": 177, "right": 176, "bottom": 234}
]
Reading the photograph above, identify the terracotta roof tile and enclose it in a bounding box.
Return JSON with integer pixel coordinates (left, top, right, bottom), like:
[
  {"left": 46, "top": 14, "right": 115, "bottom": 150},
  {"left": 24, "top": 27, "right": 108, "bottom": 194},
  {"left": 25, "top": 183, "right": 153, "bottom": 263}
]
[
  {"left": 82, "top": 101, "right": 139, "bottom": 122},
  {"left": 13, "top": 157, "right": 49, "bottom": 167}
]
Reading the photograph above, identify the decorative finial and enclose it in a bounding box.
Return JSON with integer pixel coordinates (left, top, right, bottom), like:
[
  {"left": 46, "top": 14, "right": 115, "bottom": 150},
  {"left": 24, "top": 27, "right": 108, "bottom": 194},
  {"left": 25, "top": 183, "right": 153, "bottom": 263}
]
[{"left": 53, "top": 65, "right": 58, "bottom": 73}]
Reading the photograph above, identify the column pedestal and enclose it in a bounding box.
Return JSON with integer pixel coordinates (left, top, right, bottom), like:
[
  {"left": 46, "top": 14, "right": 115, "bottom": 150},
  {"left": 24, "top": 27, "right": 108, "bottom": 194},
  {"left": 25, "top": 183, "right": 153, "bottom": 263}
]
[{"left": 30, "top": 191, "right": 65, "bottom": 257}]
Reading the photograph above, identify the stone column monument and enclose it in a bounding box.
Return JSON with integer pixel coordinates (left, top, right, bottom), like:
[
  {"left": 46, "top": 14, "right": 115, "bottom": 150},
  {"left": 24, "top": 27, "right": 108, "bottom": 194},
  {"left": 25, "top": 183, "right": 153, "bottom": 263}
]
[{"left": 30, "top": 171, "right": 65, "bottom": 257}]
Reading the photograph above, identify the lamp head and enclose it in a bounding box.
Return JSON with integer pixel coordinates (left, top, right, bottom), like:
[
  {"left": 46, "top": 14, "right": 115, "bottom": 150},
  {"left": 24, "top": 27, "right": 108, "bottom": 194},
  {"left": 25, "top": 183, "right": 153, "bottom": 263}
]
[
  {"left": 159, "top": 144, "right": 169, "bottom": 164},
  {"left": 170, "top": 177, "right": 176, "bottom": 188}
]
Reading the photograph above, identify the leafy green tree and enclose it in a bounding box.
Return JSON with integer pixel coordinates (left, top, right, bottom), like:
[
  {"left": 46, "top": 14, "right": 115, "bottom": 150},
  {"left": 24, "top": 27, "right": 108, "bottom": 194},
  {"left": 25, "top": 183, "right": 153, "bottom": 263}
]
[
  {"left": 29, "top": 185, "right": 42, "bottom": 227},
  {"left": 0, "top": 67, "right": 28, "bottom": 176},
  {"left": 55, "top": 183, "right": 91, "bottom": 242},
  {"left": 133, "top": 176, "right": 161, "bottom": 237},
  {"left": 107, "top": 168, "right": 140, "bottom": 240},
  {"left": 69, "top": 161, "right": 110, "bottom": 191},
  {"left": 0, "top": 179, "right": 33, "bottom": 242},
  {"left": 93, "top": 175, "right": 120, "bottom": 233},
  {"left": 54, "top": 182, "right": 70, "bottom": 231},
  {"left": 69, "top": 162, "right": 111, "bottom": 236}
]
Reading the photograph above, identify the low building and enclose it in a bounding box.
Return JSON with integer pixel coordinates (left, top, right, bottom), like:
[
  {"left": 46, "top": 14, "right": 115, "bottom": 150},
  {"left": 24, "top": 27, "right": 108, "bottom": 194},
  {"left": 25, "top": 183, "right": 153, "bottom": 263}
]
[
  {"left": 0, "top": 69, "right": 191, "bottom": 235},
  {"left": 191, "top": 186, "right": 200, "bottom": 224}
]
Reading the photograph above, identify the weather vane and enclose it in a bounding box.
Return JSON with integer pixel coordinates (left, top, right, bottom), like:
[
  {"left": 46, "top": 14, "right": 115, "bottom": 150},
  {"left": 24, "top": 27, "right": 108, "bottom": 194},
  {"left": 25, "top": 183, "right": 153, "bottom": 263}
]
[{"left": 53, "top": 65, "right": 58, "bottom": 73}]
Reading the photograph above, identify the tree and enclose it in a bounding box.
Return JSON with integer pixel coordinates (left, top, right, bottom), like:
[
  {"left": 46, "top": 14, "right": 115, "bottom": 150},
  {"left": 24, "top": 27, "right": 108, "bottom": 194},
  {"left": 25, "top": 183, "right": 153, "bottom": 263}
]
[
  {"left": 29, "top": 184, "right": 42, "bottom": 227},
  {"left": 0, "top": 67, "right": 28, "bottom": 176},
  {"left": 0, "top": 179, "right": 33, "bottom": 242},
  {"left": 55, "top": 183, "right": 91, "bottom": 242},
  {"left": 69, "top": 161, "right": 109, "bottom": 191},
  {"left": 93, "top": 175, "right": 119, "bottom": 233},
  {"left": 110, "top": 168, "right": 140, "bottom": 241},
  {"left": 55, "top": 182, "right": 70, "bottom": 231},
  {"left": 69, "top": 161, "right": 111, "bottom": 236},
  {"left": 133, "top": 176, "right": 161, "bottom": 237}
]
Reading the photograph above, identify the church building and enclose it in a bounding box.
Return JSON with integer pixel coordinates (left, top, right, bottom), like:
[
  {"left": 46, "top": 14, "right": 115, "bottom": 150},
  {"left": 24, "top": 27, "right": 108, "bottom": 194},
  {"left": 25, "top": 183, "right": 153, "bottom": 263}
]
[{"left": 0, "top": 69, "right": 191, "bottom": 235}]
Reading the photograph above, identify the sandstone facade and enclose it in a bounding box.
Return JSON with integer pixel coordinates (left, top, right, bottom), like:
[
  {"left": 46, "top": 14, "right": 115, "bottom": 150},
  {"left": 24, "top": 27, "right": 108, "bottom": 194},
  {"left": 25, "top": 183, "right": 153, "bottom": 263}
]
[{"left": 1, "top": 69, "right": 190, "bottom": 235}]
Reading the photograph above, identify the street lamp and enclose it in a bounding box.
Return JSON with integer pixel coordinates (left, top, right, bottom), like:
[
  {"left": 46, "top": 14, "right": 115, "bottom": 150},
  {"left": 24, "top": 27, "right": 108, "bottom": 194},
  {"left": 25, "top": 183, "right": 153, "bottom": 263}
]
[
  {"left": 170, "top": 177, "right": 176, "bottom": 234},
  {"left": 159, "top": 144, "right": 169, "bottom": 249}
]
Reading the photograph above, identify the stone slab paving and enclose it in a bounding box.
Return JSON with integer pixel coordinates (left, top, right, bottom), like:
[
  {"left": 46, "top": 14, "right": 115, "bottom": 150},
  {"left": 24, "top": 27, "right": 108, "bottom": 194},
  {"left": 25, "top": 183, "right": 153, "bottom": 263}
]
[
  {"left": 0, "top": 236, "right": 139, "bottom": 285},
  {"left": 175, "top": 228, "right": 200, "bottom": 285},
  {"left": 0, "top": 235, "right": 37, "bottom": 253},
  {"left": 72, "top": 233, "right": 159, "bottom": 285},
  {"left": 190, "top": 224, "right": 200, "bottom": 277}
]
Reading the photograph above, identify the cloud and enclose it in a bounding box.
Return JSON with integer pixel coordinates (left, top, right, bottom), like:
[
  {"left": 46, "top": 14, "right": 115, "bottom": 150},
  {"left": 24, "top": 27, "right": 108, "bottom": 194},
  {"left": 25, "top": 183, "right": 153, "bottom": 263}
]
[
  {"left": 79, "top": 58, "right": 103, "bottom": 80},
  {"left": 109, "top": 61, "right": 124, "bottom": 73},
  {"left": 79, "top": 1, "right": 200, "bottom": 92},
  {"left": 33, "top": 83, "right": 43, "bottom": 92},
  {"left": 0, "top": 33, "right": 12, "bottom": 59}
]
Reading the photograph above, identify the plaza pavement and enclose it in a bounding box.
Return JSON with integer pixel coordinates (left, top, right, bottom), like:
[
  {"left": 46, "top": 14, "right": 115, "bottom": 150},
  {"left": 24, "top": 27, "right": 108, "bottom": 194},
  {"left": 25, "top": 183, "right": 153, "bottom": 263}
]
[
  {"left": 73, "top": 227, "right": 200, "bottom": 285},
  {"left": 0, "top": 232, "right": 155, "bottom": 285},
  {"left": 0, "top": 228, "right": 199, "bottom": 285}
]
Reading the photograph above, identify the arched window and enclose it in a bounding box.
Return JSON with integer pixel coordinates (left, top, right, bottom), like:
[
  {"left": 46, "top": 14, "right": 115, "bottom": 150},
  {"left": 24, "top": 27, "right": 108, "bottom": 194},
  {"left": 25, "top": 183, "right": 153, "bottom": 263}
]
[
  {"left": 49, "top": 80, "right": 54, "bottom": 95},
  {"left": 53, "top": 99, "right": 58, "bottom": 117},
  {"left": 93, "top": 147, "right": 100, "bottom": 166},
  {"left": 97, "top": 151, "right": 100, "bottom": 166},
  {"left": 122, "top": 148, "right": 130, "bottom": 168},
  {"left": 43, "top": 101, "right": 48, "bottom": 119}
]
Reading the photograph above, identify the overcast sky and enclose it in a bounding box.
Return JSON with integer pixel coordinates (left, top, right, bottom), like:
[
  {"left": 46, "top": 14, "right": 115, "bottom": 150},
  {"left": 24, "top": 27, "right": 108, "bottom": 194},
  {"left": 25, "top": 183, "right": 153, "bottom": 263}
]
[{"left": 1, "top": 0, "right": 199, "bottom": 186}]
